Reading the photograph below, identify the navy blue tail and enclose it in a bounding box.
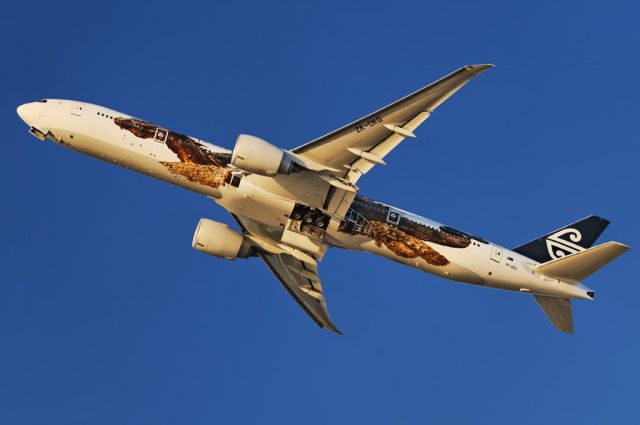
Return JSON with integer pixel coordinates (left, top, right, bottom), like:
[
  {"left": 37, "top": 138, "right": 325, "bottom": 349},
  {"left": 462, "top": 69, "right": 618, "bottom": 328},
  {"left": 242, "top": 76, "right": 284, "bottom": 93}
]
[{"left": 513, "top": 216, "right": 610, "bottom": 263}]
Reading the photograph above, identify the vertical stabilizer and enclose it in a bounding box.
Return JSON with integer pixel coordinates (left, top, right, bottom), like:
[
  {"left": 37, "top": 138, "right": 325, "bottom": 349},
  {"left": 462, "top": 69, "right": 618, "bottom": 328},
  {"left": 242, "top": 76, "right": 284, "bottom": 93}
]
[{"left": 514, "top": 216, "right": 609, "bottom": 263}]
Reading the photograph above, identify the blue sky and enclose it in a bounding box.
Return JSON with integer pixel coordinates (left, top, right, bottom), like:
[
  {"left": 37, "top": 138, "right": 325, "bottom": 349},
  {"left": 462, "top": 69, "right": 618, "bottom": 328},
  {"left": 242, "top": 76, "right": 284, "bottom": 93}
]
[{"left": 1, "top": 1, "right": 638, "bottom": 423}]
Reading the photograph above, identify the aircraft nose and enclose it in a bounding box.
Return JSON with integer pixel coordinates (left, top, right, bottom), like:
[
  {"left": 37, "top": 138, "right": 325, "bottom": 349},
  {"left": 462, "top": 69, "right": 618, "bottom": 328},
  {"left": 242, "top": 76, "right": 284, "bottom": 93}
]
[{"left": 17, "top": 102, "right": 42, "bottom": 125}]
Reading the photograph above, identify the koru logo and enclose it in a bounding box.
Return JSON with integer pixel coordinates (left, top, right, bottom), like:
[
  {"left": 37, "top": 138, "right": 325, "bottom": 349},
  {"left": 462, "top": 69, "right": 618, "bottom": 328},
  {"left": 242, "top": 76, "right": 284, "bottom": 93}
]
[
  {"left": 387, "top": 210, "right": 400, "bottom": 225},
  {"left": 546, "top": 228, "right": 585, "bottom": 259}
]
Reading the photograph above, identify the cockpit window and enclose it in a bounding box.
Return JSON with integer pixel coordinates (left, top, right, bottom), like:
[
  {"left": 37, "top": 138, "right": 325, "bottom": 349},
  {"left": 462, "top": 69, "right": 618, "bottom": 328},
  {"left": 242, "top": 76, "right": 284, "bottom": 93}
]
[{"left": 38, "top": 99, "right": 48, "bottom": 103}]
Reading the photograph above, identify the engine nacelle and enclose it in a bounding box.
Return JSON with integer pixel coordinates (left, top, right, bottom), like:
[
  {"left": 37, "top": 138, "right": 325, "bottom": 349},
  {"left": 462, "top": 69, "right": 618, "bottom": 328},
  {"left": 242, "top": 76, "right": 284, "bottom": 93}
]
[
  {"left": 231, "top": 134, "right": 294, "bottom": 176},
  {"left": 192, "top": 219, "right": 252, "bottom": 260}
]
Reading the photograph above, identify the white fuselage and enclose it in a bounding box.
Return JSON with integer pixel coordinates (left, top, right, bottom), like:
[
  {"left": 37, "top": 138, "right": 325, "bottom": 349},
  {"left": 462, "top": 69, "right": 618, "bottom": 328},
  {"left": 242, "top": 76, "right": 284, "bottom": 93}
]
[{"left": 17, "top": 99, "right": 592, "bottom": 301}]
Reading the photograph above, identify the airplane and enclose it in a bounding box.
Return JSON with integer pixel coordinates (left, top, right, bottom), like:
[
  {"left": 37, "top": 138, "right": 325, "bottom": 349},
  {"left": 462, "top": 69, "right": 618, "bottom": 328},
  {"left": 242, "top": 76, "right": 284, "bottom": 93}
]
[{"left": 16, "top": 64, "right": 629, "bottom": 334}]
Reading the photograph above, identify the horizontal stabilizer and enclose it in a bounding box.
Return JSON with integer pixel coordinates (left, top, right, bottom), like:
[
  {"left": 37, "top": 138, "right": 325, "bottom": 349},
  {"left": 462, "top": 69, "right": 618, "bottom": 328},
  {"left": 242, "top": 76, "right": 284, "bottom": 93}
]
[
  {"left": 533, "top": 241, "right": 629, "bottom": 284},
  {"left": 533, "top": 295, "right": 573, "bottom": 333}
]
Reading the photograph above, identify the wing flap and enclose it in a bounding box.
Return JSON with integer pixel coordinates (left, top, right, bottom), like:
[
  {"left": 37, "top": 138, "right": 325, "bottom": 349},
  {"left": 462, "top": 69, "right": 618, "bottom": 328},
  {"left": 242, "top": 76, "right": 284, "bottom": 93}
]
[
  {"left": 345, "top": 111, "right": 431, "bottom": 181},
  {"left": 261, "top": 253, "right": 342, "bottom": 334}
]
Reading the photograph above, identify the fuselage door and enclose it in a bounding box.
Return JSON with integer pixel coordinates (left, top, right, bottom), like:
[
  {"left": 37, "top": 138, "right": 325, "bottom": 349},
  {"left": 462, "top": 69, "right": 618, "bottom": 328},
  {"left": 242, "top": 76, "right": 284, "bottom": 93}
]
[
  {"left": 70, "top": 102, "right": 84, "bottom": 116},
  {"left": 490, "top": 246, "right": 503, "bottom": 263}
]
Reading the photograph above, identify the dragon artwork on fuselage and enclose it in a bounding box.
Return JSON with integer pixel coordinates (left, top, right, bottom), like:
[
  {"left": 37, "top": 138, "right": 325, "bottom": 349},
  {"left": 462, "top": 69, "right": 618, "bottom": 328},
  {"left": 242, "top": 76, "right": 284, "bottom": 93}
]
[
  {"left": 114, "top": 117, "right": 468, "bottom": 267},
  {"left": 339, "top": 196, "right": 471, "bottom": 266},
  {"left": 19, "top": 65, "right": 628, "bottom": 335},
  {"left": 114, "top": 117, "right": 232, "bottom": 188}
]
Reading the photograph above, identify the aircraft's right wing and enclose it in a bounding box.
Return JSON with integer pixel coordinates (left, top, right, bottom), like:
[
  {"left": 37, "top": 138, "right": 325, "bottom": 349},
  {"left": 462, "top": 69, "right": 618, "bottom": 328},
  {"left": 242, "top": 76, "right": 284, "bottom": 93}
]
[
  {"left": 260, "top": 252, "right": 341, "bottom": 334},
  {"left": 231, "top": 213, "right": 341, "bottom": 334}
]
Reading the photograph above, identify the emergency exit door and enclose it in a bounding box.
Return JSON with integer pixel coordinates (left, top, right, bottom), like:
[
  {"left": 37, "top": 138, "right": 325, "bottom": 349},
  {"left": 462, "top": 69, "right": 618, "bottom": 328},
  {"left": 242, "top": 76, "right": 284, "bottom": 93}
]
[
  {"left": 70, "top": 102, "right": 84, "bottom": 116},
  {"left": 490, "top": 246, "right": 503, "bottom": 263}
]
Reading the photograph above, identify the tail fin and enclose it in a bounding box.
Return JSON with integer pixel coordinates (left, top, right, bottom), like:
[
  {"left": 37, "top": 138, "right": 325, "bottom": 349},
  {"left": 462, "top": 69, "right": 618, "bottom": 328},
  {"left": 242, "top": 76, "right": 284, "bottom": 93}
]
[
  {"left": 533, "top": 295, "right": 573, "bottom": 333},
  {"left": 513, "top": 215, "right": 610, "bottom": 263},
  {"left": 533, "top": 241, "right": 629, "bottom": 284}
]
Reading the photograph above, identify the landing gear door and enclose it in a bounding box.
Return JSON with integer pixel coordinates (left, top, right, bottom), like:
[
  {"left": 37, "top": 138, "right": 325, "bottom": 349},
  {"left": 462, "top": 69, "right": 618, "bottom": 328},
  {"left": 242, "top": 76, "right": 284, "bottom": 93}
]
[{"left": 490, "top": 246, "right": 503, "bottom": 263}]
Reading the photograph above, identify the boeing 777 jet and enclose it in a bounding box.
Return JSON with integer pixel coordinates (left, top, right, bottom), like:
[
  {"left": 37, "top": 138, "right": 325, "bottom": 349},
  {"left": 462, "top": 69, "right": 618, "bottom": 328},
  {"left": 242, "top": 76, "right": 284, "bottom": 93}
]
[{"left": 17, "top": 64, "right": 629, "bottom": 334}]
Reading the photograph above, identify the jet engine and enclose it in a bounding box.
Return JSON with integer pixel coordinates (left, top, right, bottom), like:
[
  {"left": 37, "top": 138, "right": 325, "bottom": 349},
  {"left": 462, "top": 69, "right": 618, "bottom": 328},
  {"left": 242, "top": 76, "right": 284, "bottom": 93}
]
[
  {"left": 231, "top": 134, "right": 294, "bottom": 176},
  {"left": 192, "top": 218, "right": 253, "bottom": 260}
]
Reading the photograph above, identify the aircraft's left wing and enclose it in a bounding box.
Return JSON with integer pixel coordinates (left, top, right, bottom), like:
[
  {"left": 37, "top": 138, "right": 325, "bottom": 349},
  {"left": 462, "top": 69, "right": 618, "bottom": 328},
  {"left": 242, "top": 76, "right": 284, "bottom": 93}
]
[
  {"left": 292, "top": 64, "right": 493, "bottom": 185},
  {"left": 231, "top": 214, "right": 341, "bottom": 334}
]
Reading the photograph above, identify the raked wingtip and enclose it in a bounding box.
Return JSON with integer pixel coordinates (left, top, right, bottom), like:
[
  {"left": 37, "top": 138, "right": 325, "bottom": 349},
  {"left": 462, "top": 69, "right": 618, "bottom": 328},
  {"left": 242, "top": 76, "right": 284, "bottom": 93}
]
[{"left": 465, "top": 64, "right": 495, "bottom": 75}]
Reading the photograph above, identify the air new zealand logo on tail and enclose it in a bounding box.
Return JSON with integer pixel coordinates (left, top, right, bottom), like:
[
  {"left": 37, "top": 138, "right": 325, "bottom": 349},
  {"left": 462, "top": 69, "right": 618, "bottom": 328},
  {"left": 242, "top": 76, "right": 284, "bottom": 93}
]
[
  {"left": 513, "top": 216, "right": 610, "bottom": 263},
  {"left": 545, "top": 228, "right": 585, "bottom": 259}
]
